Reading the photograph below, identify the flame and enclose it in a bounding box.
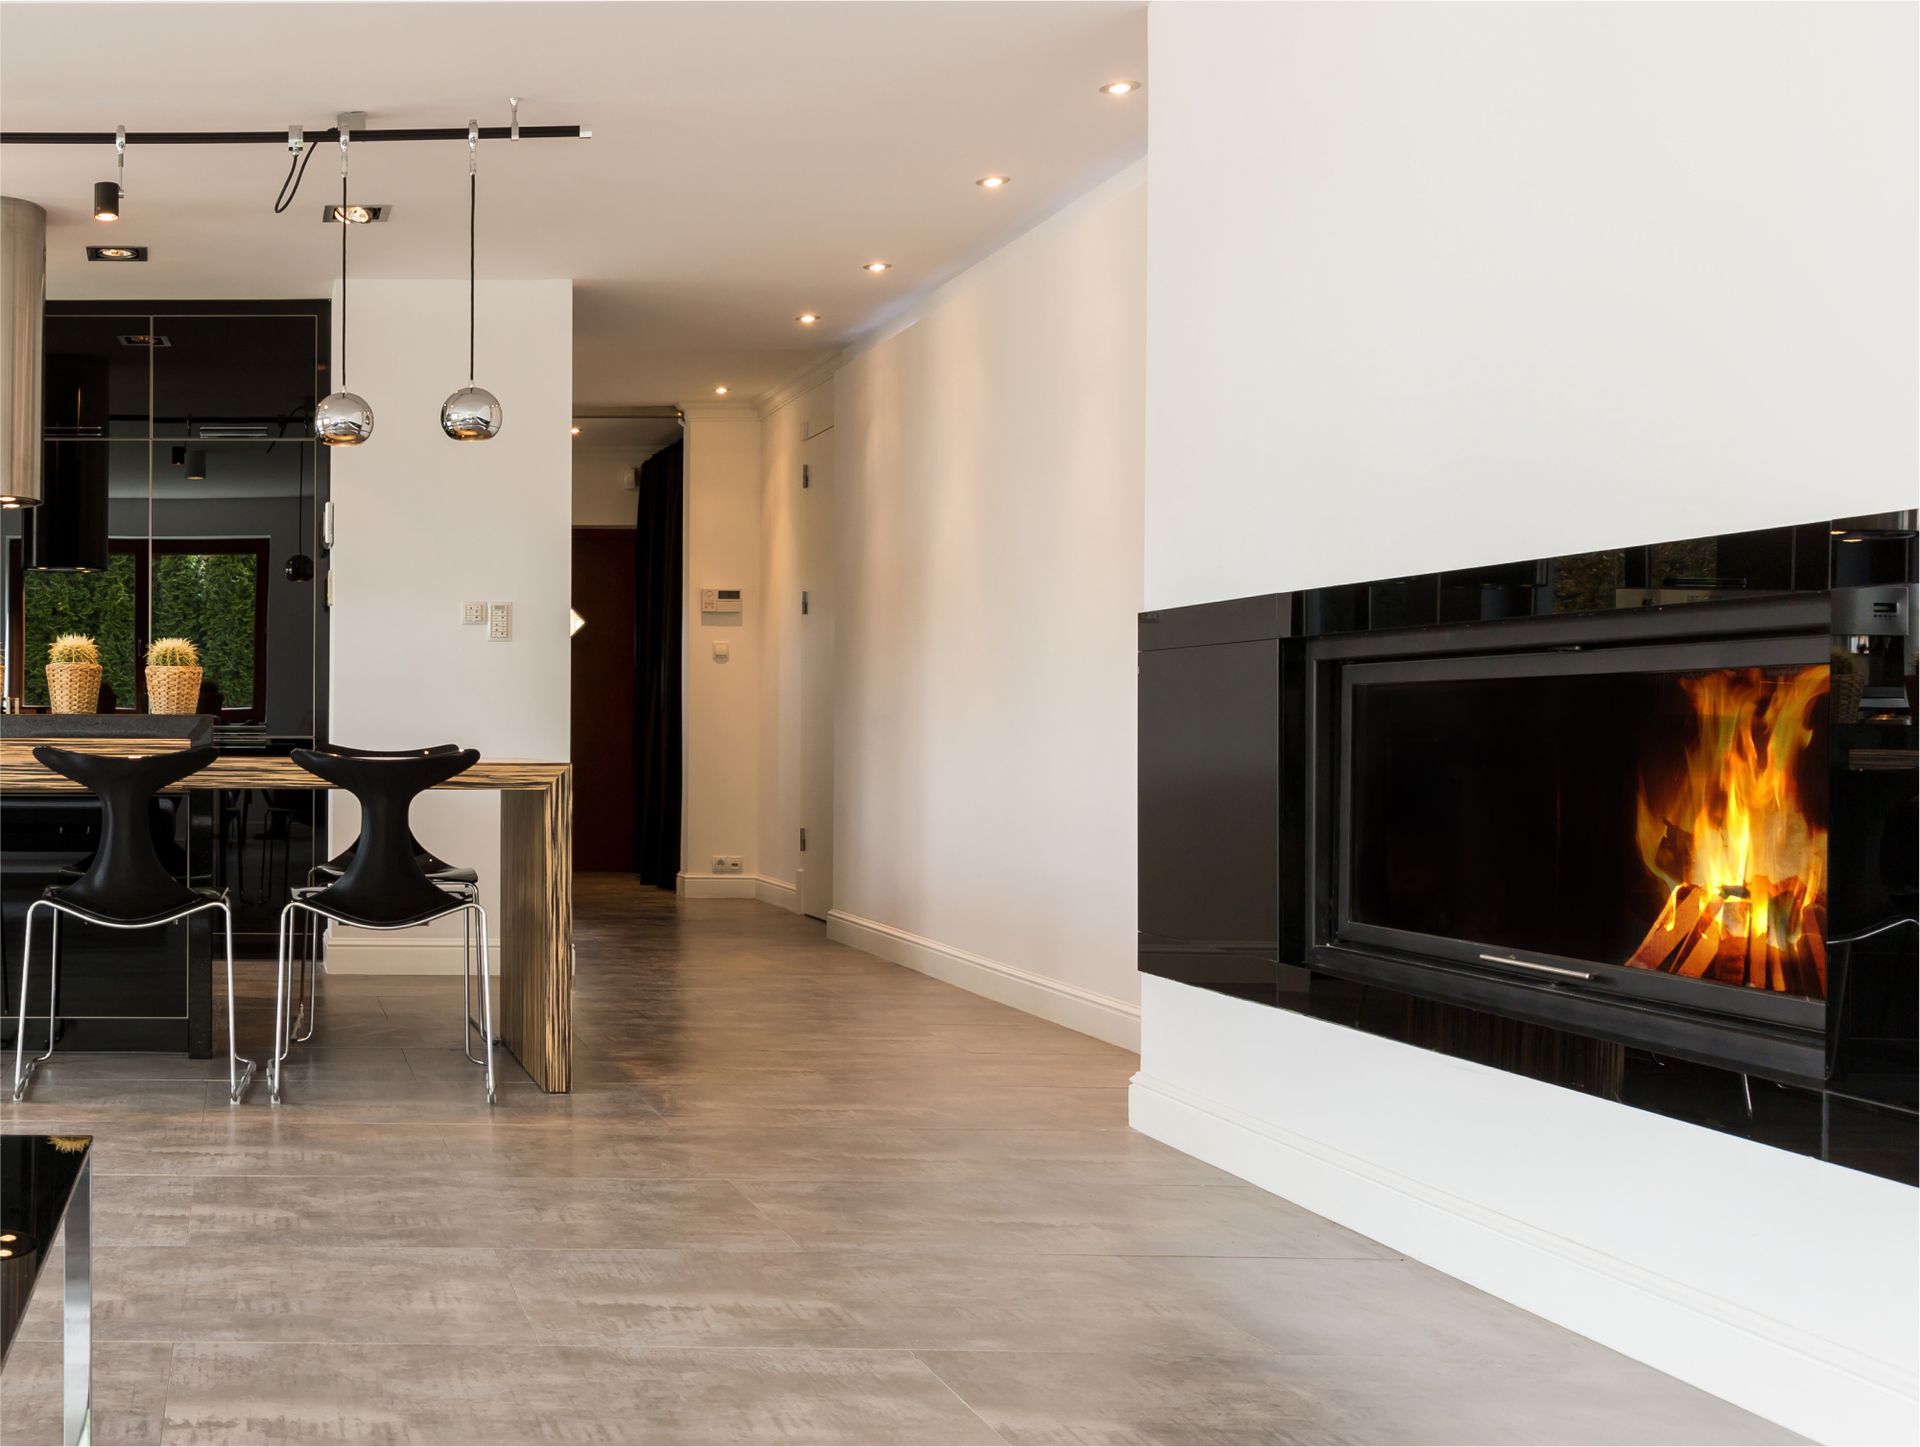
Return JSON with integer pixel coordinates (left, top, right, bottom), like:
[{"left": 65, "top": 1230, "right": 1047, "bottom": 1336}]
[{"left": 1627, "top": 666, "right": 1829, "bottom": 997}]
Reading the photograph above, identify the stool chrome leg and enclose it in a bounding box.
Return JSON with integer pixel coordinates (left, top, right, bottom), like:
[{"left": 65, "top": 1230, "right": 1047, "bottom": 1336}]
[
  {"left": 461, "top": 908, "right": 485, "bottom": 1065},
  {"left": 11, "top": 899, "right": 53, "bottom": 1101},
  {"left": 293, "top": 908, "right": 318, "bottom": 1044},
  {"left": 270, "top": 902, "right": 297, "bottom": 1104},
  {"left": 219, "top": 902, "right": 257, "bottom": 1104},
  {"left": 474, "top": 904, "right": 496, "bottom": 1104}
]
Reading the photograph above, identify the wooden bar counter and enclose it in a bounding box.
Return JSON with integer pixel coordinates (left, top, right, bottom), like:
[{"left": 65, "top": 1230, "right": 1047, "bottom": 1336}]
[{"left": 1, "top": 736, "right": 574, "bottom": 1092}]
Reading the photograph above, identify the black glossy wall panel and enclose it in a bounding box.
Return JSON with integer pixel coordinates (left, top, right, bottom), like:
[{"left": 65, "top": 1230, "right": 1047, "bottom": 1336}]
[{"left": 1139, "top": 636, "right": 1282, "bottom": 1004}]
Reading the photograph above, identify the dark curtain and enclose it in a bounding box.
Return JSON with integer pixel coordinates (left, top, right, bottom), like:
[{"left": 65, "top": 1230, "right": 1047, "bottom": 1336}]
[{"left": 632, "top": 439, "right": 684, "bottom": 887}]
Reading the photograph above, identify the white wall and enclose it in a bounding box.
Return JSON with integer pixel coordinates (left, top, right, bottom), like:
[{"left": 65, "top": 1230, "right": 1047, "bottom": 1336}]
[
  {"left": 325, "top": 279, "right": 572, "bottom": 973},
  {"left": 1147, "top": 0, "right": 1918, "bottom": 613},
  {"left": 571, "top": 442, "right": 640, "bottom": 528},
  {"left": 1137, "top": 5, "right": 1918, "bottom": 1442},
  {"left": 828, "top": 164, "right": 1145, "bottom": 1048},
  {"left": 678, "top": 402, "right": 763, "bottom": 894}
]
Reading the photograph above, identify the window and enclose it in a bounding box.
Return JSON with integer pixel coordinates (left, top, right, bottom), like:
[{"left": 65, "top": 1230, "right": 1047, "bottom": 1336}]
[{"left": 6, "top": 537, "right": 270, "bottom": 720}]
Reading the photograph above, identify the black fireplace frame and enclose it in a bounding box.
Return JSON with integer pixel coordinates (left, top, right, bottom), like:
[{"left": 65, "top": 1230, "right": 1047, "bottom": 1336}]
[{"left": 1298, "top": 594, "right": 1833, "bottom": 1082}]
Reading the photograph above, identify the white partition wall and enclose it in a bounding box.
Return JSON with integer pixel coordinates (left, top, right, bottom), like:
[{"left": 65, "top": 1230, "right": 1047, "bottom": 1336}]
[
  {"left": 325, "top": 278, "right": 573, "bottom": 973},
  {"left": 1136, "top": 4, "right": 1918, "bottom": 1442}
]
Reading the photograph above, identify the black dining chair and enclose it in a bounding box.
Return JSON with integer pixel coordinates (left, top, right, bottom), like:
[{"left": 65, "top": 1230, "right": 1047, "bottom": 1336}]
[
  {"left": 288, "top": 743, "right": 481, "bottom": 1056},
  {"left": 273, "top": 746, "right": 494, "bottom": 1104},
  {"left": 11, "top": 744, "right": 257, "bottom": 1104}
]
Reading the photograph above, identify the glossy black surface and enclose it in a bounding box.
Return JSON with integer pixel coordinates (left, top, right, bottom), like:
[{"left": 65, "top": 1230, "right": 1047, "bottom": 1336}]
[
  {"left": 0, "top": 1132, "right": 90, "bottom": 1365},
  {"left": 1139, "top": 515, "right": 1918, "bottom": 1183},
  {"left": 0, "top": 302, "right": 330, "bottom": 1055}
]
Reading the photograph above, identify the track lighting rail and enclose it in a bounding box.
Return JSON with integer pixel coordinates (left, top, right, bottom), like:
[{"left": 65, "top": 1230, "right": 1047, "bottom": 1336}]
[{"left": 1, "top": 125, "right": 588, "bottom": 145}]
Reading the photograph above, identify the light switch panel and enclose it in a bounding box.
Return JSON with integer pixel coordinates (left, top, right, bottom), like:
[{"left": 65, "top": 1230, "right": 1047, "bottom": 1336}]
[
  {"left": 488, "top": 602, "right": 512, "bottom": 641},
  {"left": 712, "top": 640, "right": 730, "bottom": 661},
  {"left": 463, "top": 602, "right": 487, "bottom": 625}
]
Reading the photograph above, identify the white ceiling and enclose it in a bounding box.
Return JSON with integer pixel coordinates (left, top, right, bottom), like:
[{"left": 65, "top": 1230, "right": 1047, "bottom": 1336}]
[{"left": 0, "top": 1, "right": 1147, "bottom": 406}]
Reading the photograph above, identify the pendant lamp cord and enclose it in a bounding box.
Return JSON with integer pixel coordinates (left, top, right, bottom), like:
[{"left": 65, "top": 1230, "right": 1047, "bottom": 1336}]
[
  {"left": 467, "top": 120, "right": 479, "bottom": 385},
  {"left": 468, "top": 171, "right": 477, "bottom": 384},
  {"left": 338, "top": 133, "right": 350, "bottom": 387}
]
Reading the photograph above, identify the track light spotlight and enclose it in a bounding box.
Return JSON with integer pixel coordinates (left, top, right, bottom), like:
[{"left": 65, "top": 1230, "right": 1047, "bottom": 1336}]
[
  {"left": 184, "top": 450, "right": 207, "bottom": 482},
  {"left": 93, "top": 127, "right": 127, "bottom": 220}
]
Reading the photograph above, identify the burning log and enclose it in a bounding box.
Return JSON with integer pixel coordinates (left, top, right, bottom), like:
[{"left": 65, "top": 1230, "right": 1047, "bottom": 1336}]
[{"left": 1625, "top": 666, "right": 1830, "bottom": 1000}]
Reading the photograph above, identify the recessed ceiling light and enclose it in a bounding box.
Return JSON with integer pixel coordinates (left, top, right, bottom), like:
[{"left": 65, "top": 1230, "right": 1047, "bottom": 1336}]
[
  {"left": 796, "top": 313, "right": 820, "bottom": 326},
  {"left": 569, "top": 426, "right": 582, "bottom": 436},
  {"left": 1098, "top": 80, "right": 1143, "bottom": 97},
  {"left": 862, "top": 261, "right": 892, "bottom": 274},
  {"left": 714, "top": 385, "right": 730, "bottom": 396},
  {"left": 321, "top": 204, "right": 388, "bottom": 224},
  {"left": 87, "top": 245, "right": 147, "bottom": 262},
  {"left": 975, "top": 175, "right": 1011, "bottom": 190}
]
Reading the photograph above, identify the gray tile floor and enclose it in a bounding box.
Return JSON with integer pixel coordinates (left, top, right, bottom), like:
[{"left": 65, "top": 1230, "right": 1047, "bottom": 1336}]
[{"left": 1, "top": 876, "right": 1801, "bottom": 1445}]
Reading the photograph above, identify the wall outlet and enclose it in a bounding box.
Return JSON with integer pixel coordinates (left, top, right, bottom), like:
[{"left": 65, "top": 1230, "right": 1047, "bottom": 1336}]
[
  {"left": 711, "top": 854, "right": 743, "bottom": 874},
  {"left": 463, "top": 602, "right": 487, "bottom": 625},
  {"left": 488, "top": 601, "right": 512, "bottom": 641}
]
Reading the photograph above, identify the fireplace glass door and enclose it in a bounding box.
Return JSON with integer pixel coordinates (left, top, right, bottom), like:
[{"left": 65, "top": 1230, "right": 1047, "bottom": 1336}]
[{"left": 1337, "top": 638, "right": 1830, "bottom": 1026}]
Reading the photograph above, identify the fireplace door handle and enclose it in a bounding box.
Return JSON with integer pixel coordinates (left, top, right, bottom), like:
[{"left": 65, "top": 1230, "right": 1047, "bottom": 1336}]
[{"left": 1477, "top": 953, "right": 1594, "bottom": 981}]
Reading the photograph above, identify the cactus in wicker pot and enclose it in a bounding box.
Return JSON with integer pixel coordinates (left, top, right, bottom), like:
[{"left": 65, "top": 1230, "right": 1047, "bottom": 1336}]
[
  {"left": 145, "top": 637, "right": 204, "bottom": 715},
  {"left": 46, "top": 633, "right": 104, "bottom": 713}
]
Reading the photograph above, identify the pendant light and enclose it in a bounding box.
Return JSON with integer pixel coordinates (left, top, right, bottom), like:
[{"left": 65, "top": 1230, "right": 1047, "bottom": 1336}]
[
  {"left": 314, "top": 129, "right": 374, "bottom": 446},
  {"left": 442, "top": 121, "right": 502, "bottom": 440}
]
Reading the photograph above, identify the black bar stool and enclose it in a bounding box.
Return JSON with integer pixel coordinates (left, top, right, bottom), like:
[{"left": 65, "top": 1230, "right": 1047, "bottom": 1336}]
[
  {"left": 273, "top": 746, "right": 493, "bottom": 1104},
  {"left": 289, "top": 743, "right": 480, "bottom": 1054},
  {"left": 11, "top": 744, "right": 257, "bottom": 1104}
]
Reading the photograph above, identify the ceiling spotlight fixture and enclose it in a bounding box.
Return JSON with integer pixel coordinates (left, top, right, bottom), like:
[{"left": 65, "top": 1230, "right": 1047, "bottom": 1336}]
[
  {"left": 862, "top": 260, "right": 892, "bottom": 274},
  {"left": 570, "top": 425, "right": 582, "bottom": 436},
  {"left": 92, "top": 127, "right": 126, "bottom": 220},
  {"left": 86, "top": 245, "right": 147, "bottom": 262},
  {"left": 321, "top": 203, "right": 388, "bottom": 224},
  {"left": 974, "top": 175, "right": 1010, "bottom": 189},
  {"left": 184, "top": 449, "right": 208, "bottom": 482},
  {"left": 1098, "top": 80, "right": 1142, "bottom": 97},
  {"left": 442, "top": 121, "right": 503, "bottom": 441},
  {"left": 314, "top": 127, "right": 374, "bottom": 446},
  {"left": 569, "top": 608, "right": 587, "bottom": 638},
  {"left": 713, "top": 385, "right": 730, "bottom": 396},
  {"left": 796, "top": 312, "right": 820, "bottom": 326}
]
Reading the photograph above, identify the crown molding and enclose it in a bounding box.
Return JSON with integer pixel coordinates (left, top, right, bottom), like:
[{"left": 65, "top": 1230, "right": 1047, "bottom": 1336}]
[
  {"left": 756, "top": 348, "right": 846, "bottom": 419},
  {"left": 675, "top": 398, "right": 760, "bottom": 420}
]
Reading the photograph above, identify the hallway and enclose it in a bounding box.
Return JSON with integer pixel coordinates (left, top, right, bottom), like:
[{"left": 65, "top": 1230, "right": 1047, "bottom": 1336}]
[{"left": 2, "top": 877, "right": 1794, "bottom": 1445}]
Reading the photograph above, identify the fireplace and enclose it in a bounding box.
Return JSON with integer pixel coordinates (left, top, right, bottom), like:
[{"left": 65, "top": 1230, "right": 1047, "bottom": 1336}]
[
  {"left": 1140, "top": 516, "right": 1916, "bottom": 1179},
  {"left": 1302, "top": 599, "right": 1838, "bottom": 1078}
]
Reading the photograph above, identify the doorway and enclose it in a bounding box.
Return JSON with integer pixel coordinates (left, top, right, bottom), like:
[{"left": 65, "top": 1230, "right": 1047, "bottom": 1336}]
[
  {"left": 799, "top": 423, "right": 835, "bottom": 921},
  {"left": 569, "top": 412, "right": 684, "bottom": 882},
  {"left": 569, "top": 527, "right": 638, "bottom": 871}
]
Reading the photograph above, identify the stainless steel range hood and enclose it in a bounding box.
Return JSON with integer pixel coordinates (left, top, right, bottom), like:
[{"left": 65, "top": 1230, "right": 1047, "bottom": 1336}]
[{"left": 0, "top": 196, "right": 46, "bottom": 508}]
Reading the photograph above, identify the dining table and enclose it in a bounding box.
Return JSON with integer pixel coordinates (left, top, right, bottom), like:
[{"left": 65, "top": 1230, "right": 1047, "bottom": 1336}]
[{"left": 0, "top": 732, "right": 573, "bottom": 1092}]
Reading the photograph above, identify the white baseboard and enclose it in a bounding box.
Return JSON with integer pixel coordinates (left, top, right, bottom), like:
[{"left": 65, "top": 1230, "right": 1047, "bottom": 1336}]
[
  {"left": 826, "top": 908, "right": 1140, "bottom": 1050},
  {"left": 754, "top": 874, "right": 800, "bottom": 912},
  {"left": 676, "top": 871, "right": 756, "bottom": 899},
  {"left": 677, "top": 871, "right": 801, "bottom": 908},
  {"left": 1128, "top": 1069, "right": 1919, "bottom": 1446},
  {"left": 322, "top": 934, "right": 497, "bottom": 977}
]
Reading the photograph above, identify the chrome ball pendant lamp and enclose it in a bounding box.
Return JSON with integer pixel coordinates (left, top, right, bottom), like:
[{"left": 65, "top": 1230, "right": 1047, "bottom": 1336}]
[
  {"left": 442, "top": 121, "right": 502, "bottom": 440},
  {"left": 315, "top": 131, "right": 373, "bottom": 446}
]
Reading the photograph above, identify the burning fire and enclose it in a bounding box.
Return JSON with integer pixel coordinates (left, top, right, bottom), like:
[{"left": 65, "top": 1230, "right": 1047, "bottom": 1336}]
[{"left": 1628, "top": 665, "right": 1830, "bottom": 998}]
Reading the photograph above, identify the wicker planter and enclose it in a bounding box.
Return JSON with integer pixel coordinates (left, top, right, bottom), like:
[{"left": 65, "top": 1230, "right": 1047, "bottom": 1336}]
[
  {"left": 45, "top": 662, "right": 103, "bottom": 714},
  {"left": 145, "top": 665, "right": 204, "bottom": 715}
]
